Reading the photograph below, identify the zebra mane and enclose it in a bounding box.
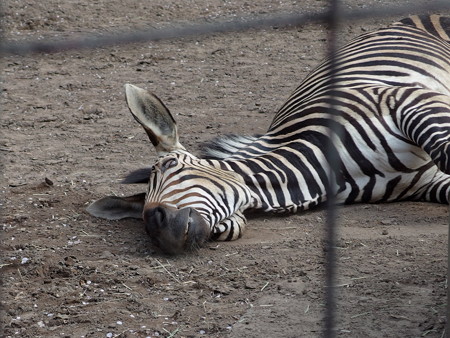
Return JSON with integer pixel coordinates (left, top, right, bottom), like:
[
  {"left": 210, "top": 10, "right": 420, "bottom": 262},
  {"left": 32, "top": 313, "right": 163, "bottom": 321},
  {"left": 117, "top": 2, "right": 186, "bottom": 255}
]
[{"left": 200, "top": 134, "right": 259, "bottom": 160}]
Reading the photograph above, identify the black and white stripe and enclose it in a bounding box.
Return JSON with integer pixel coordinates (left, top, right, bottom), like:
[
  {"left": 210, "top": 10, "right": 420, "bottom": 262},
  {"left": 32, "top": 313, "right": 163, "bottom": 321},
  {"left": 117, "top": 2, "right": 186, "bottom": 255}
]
[
  {"left": 187, "top": 15, "right": 450, "bottom": 239},
  {"left": 129, "top": 15, "right": 450, "bottom": 241}
]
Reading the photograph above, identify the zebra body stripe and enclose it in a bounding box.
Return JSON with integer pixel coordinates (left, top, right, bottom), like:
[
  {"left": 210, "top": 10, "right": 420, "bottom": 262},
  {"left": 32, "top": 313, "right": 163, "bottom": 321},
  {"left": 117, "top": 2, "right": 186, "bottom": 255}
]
[
  {"left": 88, "top": 16, "right": 450, "bottom": 249},
  {"left": 194, "top": 16, "right": 450, "bottom": 239}
]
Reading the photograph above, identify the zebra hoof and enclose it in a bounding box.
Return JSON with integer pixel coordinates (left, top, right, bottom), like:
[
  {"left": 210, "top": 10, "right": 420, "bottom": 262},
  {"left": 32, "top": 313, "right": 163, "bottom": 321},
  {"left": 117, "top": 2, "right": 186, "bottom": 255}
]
[{"left": 143, "top": 203, "right": 210, "bottom": 254}]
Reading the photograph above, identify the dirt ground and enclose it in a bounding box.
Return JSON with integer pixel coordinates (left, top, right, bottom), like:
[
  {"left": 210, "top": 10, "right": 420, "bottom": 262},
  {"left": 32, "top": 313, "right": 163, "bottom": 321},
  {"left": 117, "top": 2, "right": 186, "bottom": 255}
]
[{"left": 1, "top": 0, "right": 449, "bottom": 337}]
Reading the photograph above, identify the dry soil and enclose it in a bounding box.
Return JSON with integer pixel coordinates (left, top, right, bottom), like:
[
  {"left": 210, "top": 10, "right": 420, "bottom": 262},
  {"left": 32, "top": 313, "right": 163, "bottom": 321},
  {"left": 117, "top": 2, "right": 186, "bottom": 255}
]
[{"left": 1, "top": 1, "right": 448, "bottom": 337}]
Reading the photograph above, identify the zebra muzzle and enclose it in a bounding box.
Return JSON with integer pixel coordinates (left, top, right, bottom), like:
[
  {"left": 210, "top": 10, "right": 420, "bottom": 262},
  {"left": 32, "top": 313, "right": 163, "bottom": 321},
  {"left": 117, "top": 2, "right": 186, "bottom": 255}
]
[{"left": 143, "top": 203, "right": 210, "bottom": 254}]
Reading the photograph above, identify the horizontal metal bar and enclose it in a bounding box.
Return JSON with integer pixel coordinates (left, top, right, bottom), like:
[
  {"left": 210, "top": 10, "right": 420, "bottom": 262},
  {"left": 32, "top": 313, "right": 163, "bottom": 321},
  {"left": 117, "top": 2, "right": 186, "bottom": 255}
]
[{"left": 1, "top": 0, "right": 450, "bottom": 56}]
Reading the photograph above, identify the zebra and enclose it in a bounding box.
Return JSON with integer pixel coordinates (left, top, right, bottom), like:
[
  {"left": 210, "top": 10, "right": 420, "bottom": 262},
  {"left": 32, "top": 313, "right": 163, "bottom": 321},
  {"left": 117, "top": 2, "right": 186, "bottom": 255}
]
[{"left": 87, "top": 15, "right": 450, "bottom": 254}]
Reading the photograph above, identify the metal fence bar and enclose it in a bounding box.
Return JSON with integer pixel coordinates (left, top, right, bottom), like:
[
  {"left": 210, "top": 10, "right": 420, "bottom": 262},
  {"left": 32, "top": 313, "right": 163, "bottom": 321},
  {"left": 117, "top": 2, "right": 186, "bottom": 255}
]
[
  {"left": 2, "top": 0, "right": 450, "bottom": 56},
  {"left": 323, "top": 0, "right": 342, "bottom": 336}
]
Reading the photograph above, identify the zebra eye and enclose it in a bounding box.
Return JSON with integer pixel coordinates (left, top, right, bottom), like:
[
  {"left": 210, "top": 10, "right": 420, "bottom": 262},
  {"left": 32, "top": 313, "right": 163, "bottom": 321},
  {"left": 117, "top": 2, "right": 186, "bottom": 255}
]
[{"left": 161, "top": 158, "right": 178, "bottom": 172}]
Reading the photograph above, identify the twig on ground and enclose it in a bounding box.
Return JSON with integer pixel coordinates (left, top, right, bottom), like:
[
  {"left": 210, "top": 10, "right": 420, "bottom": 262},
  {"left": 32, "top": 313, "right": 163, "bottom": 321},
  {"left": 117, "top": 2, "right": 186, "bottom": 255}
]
[
  {"left": 122, "top": 283, "right": 132, "bottom": 291},
  {"left": 163, "top": 327, "right": 180, "bottom": 338},
  {"left": 17, "top": 268, "right": 24, "bottom": 282},
  {"left": 156, "top": 259, "right": 181, "bottom": 284},
  {"left": 225, "top": 252, "right": 238, "bottom": 257},
  {"left": 350, "top": 311, "right": 371, "bottom": 319},
  {"left": 350, "top": 276, "right": 369, "bottom": 281},
  {"left": 260, "top": 281, "right": 269, "bottom": 291},
  {"left": 305, "top": 303, "right": 310, "bottom": 314}
]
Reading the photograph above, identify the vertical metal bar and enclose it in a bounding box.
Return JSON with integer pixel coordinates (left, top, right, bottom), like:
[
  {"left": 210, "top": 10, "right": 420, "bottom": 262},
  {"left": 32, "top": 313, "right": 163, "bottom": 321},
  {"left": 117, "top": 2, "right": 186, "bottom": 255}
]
[{"left": 323, "top": 0, "right": 342, "bottom": 337}]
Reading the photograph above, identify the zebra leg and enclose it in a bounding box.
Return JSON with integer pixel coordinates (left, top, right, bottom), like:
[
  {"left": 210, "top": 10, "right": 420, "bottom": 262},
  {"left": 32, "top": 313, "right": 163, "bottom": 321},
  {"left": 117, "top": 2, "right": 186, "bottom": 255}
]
[
  {"left": 392, "top": 87, "right": 450, "bottom": 174},
  {"left": 211, "top": 211, "right": 247, "bottom": 241},
  {"left": 419, "top": 171, "right": 450, "bottom": 204}
]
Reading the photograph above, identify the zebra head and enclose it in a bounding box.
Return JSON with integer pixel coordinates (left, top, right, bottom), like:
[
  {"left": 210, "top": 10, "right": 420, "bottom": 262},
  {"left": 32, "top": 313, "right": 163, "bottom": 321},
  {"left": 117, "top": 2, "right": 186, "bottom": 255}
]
[{"left": 87, "top": 84, "right": 254, "bottom": 254}]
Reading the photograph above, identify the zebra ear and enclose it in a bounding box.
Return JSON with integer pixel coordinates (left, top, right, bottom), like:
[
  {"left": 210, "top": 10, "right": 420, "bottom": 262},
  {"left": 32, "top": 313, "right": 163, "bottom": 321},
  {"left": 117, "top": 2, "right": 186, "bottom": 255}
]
[
  {"left": 86, "top": 193, "right": 146, "bottom": 220},
  {"left": 125, "top": 84, "right": 185, "bottom": 156}
]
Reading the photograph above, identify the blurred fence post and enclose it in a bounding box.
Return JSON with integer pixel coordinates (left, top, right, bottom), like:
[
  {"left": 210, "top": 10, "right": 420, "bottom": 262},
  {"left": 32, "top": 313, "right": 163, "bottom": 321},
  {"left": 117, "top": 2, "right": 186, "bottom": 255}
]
[{"left": 323, "top": 0, "right": 342, "bottom": 336}]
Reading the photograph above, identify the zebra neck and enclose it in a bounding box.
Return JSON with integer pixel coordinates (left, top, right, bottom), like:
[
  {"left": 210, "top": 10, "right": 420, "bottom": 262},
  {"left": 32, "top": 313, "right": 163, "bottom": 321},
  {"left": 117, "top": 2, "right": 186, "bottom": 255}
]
[{"left": 212, "top": 157, "right": 327, "bottom": 213}]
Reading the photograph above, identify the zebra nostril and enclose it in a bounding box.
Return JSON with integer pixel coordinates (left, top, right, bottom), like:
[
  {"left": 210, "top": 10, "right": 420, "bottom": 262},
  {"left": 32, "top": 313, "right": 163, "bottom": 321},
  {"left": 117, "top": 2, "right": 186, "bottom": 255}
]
[
  {"left": 153, "top": 206, "right": 166, "bottom": 225},
  {"left": 145, "top": 206, "right": 170, "bottom": 230}
]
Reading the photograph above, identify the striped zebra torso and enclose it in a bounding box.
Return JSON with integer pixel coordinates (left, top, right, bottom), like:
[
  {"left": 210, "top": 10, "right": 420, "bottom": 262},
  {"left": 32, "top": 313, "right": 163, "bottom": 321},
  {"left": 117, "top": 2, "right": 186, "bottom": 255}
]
[
  {"left": 88, "top": 15, "right": 450, "bottom": 254},
  {"left": 204, "top": 15, "right": 450, "bottom": 212}
]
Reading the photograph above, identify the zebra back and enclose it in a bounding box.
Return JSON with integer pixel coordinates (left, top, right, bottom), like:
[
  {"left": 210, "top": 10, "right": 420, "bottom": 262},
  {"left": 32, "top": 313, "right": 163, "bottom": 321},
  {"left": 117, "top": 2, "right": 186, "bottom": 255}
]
[
  {"left": 201, "top": 15, "right": 450, "bottom": 160},
  {"left": 397, "top": 15, "right": 450, "bottom": 42},
  {"left": 268, "top": 15, "right": 450, "bottom": 130}
]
